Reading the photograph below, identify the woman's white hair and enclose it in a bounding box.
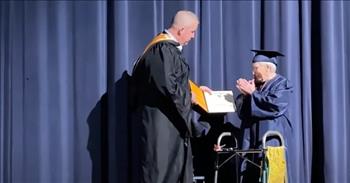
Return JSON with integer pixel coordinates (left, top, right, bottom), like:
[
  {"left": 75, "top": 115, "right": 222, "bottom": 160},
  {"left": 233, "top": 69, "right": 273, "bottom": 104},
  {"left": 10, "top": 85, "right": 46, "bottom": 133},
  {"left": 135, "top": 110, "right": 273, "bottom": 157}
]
[{"left": 258, "top": 62, "right": 277, "bottom": 73}]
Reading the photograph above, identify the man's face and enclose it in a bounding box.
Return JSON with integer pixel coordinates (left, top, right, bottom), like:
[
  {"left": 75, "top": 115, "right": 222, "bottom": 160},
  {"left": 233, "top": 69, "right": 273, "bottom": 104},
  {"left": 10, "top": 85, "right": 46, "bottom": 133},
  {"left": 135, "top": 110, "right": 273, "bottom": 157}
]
[
  {"left": 252, "top": 63, "right": 269, "bottom": 84},
  {"left": 178, "top": 22, "right": 198, "bottom": 45}
]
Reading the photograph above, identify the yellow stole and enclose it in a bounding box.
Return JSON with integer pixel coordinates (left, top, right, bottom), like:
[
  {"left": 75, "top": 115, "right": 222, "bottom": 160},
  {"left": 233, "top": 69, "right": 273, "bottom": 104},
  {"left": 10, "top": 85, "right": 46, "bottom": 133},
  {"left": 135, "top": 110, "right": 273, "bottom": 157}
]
[
  {"left": 142, "top": 33, "right": 173, "bottom": 54},
  {"left": 133, "top": 33, "right": 174, "bottom": 72}
]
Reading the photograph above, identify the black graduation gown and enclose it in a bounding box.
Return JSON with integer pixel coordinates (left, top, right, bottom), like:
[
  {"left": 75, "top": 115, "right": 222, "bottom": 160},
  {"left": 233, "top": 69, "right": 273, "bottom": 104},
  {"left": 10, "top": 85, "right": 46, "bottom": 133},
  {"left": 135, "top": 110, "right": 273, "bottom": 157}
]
[{"left": 130, "top": 39, "right": 193, "bottom": 183}]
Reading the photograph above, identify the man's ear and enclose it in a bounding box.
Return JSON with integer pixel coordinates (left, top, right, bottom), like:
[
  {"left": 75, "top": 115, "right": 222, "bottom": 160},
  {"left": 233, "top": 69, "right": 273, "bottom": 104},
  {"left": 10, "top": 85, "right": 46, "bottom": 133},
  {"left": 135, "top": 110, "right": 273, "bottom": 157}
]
[{"left": 177, "top": 27, "right": 184, "bottom": 36}]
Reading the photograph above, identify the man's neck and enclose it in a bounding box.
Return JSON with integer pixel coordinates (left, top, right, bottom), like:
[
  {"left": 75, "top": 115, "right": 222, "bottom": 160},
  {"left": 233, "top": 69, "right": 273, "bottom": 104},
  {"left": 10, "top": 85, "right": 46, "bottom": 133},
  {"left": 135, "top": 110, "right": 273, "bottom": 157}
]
[
  {"left": 165, "top": 29, "right": 177, "bottom": 41},
  {"left": 165, "top": 29, "right": 183, "bottom": 51}
]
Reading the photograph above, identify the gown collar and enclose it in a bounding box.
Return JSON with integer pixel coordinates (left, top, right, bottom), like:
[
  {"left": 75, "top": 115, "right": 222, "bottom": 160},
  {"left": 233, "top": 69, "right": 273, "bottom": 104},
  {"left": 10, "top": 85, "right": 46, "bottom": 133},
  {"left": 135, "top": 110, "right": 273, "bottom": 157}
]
[
  {"left": 258, "top": 74, "right": 281, "bottom": 91},
  {"left": 164, "top": 29, "right": 183, "bottom": 51}
]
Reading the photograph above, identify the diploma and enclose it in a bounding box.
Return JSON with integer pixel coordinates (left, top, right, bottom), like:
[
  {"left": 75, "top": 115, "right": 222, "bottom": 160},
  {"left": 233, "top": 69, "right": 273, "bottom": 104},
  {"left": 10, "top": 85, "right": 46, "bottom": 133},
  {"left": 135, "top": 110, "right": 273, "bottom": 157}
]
[{"left": 189, "top": 80, "right": 236, "bottom": 113}]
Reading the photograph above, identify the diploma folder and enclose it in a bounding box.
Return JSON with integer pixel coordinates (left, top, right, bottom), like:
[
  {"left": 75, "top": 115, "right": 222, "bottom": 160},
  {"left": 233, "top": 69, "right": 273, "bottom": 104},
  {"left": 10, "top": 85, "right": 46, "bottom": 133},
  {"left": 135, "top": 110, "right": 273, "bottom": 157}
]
[{"left": 189, "top": 80, "right": 236, "bottom": 113}]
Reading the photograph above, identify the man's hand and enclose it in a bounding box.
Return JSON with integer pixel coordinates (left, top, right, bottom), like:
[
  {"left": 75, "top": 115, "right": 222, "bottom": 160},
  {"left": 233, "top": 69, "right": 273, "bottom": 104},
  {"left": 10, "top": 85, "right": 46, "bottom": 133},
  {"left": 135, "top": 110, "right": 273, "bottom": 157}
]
[
  {"left": 191, "top": 91, "right": 197, "bottom": 104},
  {"left": 200, "top": 85, "right": 212, "bottom": 94},
  {"left": 191, "top": 85, "right": 213, "bottom": 104},
  {"left": 213, "top": 144, "right": 225, "bottom": 152}
]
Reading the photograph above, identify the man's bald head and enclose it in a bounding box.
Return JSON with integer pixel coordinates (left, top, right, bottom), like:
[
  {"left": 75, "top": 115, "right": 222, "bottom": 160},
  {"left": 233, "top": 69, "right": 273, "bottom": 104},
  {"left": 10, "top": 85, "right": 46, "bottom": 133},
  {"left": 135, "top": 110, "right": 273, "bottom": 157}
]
[
  {"left": 170, "top": 10, "right": 199, "bottom": 29},
  {"left": 168, "top": 10, "right": 199, "bottom": 46}
]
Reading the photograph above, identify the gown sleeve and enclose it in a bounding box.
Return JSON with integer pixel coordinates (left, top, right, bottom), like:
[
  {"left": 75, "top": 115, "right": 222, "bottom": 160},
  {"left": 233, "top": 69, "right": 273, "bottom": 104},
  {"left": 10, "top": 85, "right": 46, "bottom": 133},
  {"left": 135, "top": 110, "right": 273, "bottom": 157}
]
[
  {"left": 145, "top": 43, "right": 192, "bottom": 133},
  {"left": 235, "top": 94, "right": 252, "bottom": 121},
  {"left": 250, "top": 81, "right": 292, "bottom": 118}
]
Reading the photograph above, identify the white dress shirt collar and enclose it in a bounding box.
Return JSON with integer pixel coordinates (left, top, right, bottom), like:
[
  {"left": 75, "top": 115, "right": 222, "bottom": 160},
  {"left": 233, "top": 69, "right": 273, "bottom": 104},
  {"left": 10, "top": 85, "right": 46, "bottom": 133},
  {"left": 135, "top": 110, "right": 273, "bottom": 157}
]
[{"left": 164, "top": 29, "right": 183, "bottom": 51}]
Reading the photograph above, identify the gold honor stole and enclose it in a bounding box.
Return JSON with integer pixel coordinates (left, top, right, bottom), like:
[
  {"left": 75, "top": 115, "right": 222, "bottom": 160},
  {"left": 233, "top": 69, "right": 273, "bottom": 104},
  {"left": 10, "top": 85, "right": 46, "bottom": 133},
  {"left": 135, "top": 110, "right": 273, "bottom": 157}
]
[
  {"left": 135, "top": 33, "right": 198, "bottom": 110},
  {"left": 142, "top": 33, "right": 173, "bottom": 54},
  {"left": 133, "top": 33, "right": 173, "bottom": 71}
]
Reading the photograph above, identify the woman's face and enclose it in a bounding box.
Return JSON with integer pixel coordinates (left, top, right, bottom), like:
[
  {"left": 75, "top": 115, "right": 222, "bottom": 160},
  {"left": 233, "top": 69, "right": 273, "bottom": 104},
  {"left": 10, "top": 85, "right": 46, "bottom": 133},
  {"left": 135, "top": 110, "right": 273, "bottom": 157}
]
[{"left": 252, "top": 63, "right": 269, "bottom": 84}]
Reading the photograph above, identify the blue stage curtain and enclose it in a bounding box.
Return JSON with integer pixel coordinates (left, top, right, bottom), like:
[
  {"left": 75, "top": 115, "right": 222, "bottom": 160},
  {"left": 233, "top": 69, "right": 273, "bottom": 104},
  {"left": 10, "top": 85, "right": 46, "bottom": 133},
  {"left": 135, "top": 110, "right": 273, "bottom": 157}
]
[{"left": 1, "top": 1, "right": 350, "bottom": 183}]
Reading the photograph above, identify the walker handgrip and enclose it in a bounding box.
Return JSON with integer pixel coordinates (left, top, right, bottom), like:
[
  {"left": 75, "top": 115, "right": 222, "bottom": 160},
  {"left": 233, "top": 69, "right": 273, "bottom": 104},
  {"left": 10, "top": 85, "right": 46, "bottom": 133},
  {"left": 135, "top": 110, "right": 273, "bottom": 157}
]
[
  {"left": 217, "top": 132, "right": 231, "bottom": 145},
  {"left": 262, "top": 131, "right": 285, "bottom": 148},
  {"left": 216, "top": 132, "right": 238, "bottom": 149}
]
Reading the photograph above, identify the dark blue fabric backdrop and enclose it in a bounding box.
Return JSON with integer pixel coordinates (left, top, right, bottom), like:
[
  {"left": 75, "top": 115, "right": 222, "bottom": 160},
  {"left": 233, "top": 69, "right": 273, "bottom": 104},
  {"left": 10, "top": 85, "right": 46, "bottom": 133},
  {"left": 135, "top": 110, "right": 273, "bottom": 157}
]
[{"left": 1, "top": 1, "right": 350, "bottom": 183}]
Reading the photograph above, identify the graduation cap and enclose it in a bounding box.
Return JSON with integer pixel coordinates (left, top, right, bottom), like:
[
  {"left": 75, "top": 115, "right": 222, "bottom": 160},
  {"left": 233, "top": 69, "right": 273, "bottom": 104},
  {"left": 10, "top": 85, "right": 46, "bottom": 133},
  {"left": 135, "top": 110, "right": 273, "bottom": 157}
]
[{"left": 251, "top": 49, "right": 284, "bottom": 65}]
